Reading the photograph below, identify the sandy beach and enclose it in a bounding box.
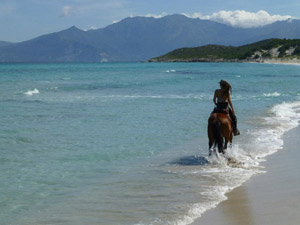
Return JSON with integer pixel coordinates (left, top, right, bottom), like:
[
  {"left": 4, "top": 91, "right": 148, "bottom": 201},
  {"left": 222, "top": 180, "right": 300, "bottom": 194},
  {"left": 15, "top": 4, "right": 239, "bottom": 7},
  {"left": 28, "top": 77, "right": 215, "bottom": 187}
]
[
  {"left": 192, "top": 125, "right": 300, "bottom": 225},
  {"left": 262, "top": 59, "right": 300, "bottom": 66}
]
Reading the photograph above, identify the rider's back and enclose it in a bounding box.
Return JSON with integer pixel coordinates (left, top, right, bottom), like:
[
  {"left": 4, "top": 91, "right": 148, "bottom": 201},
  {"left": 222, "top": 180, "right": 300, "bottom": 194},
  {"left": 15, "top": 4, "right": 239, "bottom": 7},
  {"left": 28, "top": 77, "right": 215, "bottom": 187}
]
[{"left": 215, "top": 89, "right": 229, "bottom": 103}]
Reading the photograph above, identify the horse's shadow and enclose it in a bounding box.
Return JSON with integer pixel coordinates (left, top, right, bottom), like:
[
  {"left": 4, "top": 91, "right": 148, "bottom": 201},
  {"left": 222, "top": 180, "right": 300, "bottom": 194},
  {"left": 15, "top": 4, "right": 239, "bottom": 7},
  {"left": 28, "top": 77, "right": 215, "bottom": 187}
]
[{"left": 170, "top": 155, "right": 209, "bottom": 166}]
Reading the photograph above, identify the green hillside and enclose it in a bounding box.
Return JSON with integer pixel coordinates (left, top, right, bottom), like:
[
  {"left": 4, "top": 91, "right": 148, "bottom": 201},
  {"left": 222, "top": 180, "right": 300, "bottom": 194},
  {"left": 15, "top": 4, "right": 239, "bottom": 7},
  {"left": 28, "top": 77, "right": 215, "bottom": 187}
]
[{"left": 149, "top": 39, "right": 300, "bottom": 62}]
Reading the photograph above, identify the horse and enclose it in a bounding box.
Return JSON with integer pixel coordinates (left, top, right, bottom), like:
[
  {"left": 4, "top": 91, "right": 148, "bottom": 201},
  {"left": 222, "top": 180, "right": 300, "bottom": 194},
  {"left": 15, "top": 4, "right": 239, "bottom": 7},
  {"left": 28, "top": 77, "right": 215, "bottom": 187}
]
[{"left": 207, "top": 112, "right": 233, "bottom": 156}]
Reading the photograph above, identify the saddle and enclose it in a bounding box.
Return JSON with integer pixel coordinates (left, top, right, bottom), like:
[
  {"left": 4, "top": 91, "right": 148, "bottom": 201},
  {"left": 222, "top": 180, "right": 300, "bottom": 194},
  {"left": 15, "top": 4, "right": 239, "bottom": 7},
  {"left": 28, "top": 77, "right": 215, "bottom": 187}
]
[{"left": 211, "top": 107, "right": 229, "bottom": 114}]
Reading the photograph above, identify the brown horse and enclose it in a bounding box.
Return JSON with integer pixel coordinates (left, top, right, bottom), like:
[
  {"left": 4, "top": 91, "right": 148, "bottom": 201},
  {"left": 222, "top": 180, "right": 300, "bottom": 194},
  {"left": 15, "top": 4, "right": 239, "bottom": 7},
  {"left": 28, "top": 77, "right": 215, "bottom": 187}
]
[{"left": 207, "top": 113, "right": 233, "bottom": 156}]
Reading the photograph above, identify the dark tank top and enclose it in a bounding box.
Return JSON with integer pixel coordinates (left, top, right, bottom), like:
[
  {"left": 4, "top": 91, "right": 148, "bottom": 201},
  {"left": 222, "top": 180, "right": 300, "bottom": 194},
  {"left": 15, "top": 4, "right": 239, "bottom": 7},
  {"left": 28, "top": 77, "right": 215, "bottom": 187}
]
[{"left": 216, "top": 102, "right": 228, "bottom": 109}]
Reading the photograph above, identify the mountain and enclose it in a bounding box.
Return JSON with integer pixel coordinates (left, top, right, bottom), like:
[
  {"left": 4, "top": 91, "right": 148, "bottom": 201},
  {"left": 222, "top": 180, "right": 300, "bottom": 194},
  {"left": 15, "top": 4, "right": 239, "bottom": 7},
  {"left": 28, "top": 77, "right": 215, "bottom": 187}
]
[
  {"left": 1, "top": 15, "right": 300, "bottom": 62},
  {"left": 0, "top": 41, "right": 12, "bottom": 48},
  {"left": 0, "top": 26, "right": 99, "bottom": 62},
  {"left": 149, "top": 39, "right": 300, "bottom": 62}
]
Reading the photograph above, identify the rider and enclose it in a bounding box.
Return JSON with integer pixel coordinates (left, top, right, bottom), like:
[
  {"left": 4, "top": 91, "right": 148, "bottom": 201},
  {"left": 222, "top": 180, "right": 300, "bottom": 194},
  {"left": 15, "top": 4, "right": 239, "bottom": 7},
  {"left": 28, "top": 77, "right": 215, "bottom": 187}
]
[{"left": 213, "top": 80, "right": 240, "bottom": 136}]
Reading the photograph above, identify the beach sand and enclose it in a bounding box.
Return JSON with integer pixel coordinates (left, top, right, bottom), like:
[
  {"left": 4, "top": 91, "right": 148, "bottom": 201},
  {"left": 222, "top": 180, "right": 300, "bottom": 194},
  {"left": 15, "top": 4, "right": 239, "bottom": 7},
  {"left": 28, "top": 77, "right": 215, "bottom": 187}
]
[
  {"left": 192, "top": 125, "right": 300, "bottom": 225},
  {"left": 262, "top": 59, "right": 300, "bottom": 66}
]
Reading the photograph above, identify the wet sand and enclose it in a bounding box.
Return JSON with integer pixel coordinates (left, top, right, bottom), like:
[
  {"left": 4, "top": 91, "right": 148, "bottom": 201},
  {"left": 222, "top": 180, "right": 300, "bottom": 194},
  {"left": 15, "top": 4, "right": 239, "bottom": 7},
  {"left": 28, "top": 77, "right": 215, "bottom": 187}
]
[{"left": 192, "top": 125, "right": 300, "bottom": 225}]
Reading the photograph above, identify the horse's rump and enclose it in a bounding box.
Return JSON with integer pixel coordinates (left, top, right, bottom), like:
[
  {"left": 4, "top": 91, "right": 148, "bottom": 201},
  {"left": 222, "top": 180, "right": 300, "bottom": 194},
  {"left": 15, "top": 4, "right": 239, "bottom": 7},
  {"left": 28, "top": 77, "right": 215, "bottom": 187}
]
[{"left": 208, "top": 113, "right": 233, "bottom": 155}]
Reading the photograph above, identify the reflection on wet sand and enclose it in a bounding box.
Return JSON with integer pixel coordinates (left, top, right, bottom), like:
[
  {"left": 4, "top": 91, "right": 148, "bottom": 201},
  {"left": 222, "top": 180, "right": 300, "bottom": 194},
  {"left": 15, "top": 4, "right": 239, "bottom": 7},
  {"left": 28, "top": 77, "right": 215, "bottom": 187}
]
[{"left": 220, "top": 185, "right": 254, "bottom": 225}]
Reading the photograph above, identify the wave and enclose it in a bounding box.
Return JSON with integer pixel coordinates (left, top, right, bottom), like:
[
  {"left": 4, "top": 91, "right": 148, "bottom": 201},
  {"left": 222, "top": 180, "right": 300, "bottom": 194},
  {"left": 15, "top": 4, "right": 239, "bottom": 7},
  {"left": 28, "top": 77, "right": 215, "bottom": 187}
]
[
  {"left": 100, "top": 92, "right": 283, "bottom": 102},
  {"left": 90, "top": 92, "right": 286, "bottom": 102},
  {"left": 263, "top": 92, "right": 281, "bottom": 97},
  {"left": 262, "top": 101, "right": 300, "bottom": 152},
  {"left": 24, "top": 88, "right": 40, "bottom": 96},
  {"left": 234, "top": 92, "right": 284, "bottom": 101},
  {"left": 100, "top": 94, "right": 209, "bottom": 100}
]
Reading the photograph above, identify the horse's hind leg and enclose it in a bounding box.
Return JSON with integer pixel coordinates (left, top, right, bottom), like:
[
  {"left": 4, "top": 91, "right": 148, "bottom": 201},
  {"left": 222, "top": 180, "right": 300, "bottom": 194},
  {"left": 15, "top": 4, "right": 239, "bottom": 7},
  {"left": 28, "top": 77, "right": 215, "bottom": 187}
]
[
  {"left": 208, "top": 140, "right": 214, "bottom": 156},
  {"left": 223, "top": 142, "right": 227, "bottom": 154},
  {"left": 208, "top": 123, "right": 215, "bottom": 156},
  {"left": 222, "top": 138, "right": 229, "bottom": 155}
]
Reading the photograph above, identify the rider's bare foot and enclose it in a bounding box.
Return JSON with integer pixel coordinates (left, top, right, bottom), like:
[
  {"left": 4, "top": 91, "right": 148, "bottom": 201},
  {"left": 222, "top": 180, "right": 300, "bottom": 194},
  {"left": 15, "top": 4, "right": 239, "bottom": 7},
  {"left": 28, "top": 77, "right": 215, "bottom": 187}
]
[{"left": 234, "top": 129, "right": 240, "bottom": 136}]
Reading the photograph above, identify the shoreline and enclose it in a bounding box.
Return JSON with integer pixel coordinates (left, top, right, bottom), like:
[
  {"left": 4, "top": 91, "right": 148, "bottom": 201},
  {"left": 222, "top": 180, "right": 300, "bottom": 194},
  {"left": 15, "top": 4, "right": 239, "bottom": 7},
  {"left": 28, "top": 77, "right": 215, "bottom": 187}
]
[
  {"left": 261, "top": 59, "right": 300, "bottom": 66},
  {"left": 191, "top": 124, "right": 300, "bottom": 225},
  {"left": 148, "top": 58, "right": 300, "bottom": 65}
]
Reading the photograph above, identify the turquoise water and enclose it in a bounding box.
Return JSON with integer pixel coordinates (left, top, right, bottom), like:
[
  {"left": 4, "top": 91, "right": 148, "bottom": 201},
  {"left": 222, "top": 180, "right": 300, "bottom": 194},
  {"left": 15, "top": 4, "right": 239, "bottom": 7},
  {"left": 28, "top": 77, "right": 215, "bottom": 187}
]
[{"left": 1, "top": 62, "right": 300, "bottom": 225}]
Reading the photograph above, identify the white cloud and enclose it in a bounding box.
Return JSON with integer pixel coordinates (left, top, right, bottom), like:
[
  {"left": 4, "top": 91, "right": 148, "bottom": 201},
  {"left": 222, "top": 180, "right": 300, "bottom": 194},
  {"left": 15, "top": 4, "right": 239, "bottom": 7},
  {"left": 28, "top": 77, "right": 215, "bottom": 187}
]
[
  {"left": 182, "top": 12, "right": 203, "bottom": 19},
  {"left": 83, "top": 26, "right": 98, "bottom": 31},
  {"left": 183, "top": 10, "right": 293, "bottom": 28},
  {"left": 143, "top": 12, "right": 168, "bottom": 19},
  {"left": 60, "top": 5, "right": 72, "bottom": 17},
  {"left": 128, "top": 12, "right": 168, "bottom": 19}
]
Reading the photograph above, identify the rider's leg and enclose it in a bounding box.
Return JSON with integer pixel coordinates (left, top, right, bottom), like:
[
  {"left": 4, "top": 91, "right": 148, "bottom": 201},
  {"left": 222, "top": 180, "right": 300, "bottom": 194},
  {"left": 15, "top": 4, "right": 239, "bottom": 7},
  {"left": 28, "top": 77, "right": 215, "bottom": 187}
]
[{"left": 228, "top": 108, "right": 240, "bottom": 136}]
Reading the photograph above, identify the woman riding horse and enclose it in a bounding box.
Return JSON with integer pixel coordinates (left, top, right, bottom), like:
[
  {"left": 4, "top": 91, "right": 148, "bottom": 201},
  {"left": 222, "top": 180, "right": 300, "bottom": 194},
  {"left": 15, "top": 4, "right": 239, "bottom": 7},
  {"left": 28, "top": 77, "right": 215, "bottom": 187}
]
[
  {"left": 208, "top": 80, "right": 240, "bottom": 155},
  {"left": 213, "top": 80, "right": 240, "bottom": 136}
]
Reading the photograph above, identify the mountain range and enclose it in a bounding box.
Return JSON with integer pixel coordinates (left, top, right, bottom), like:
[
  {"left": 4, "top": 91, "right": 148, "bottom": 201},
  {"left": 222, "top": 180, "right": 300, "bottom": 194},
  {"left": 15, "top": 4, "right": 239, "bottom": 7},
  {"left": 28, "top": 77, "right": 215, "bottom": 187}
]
[{"left": 1, "top": 14, "right": 300, "bottom": 62}]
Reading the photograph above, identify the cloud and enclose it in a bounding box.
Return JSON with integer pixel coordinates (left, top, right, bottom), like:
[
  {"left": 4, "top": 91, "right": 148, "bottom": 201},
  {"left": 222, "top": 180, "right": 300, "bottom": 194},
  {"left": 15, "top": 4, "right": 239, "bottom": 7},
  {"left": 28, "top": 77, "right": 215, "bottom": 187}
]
[
  {"left": 183, "top": 10, "right": 293, "bottom": 28},
  {"left": 60, "top": 5, "right": 72, "bottom": 17},
  {"left": 182, "top": 12, "right": 204, "bottom": 19},
  {"left": 143, "top": 12, "right": 168, "bottom": 19},
  {"left": 83, "top": 26, "right": 98, "bottom": 32},
  {"left": 128, "top": 12, "right": 167, "bottom": 19},
  {"left": 127, "top": 11, "right": 168, "bottom": 19}
]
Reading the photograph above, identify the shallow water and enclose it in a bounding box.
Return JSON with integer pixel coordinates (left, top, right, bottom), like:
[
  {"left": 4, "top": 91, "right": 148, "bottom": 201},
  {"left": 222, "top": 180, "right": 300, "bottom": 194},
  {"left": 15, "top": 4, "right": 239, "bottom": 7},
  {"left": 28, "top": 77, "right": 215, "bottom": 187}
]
[{"left": 1, "top": 62, "right": 300, "bottom": 225}]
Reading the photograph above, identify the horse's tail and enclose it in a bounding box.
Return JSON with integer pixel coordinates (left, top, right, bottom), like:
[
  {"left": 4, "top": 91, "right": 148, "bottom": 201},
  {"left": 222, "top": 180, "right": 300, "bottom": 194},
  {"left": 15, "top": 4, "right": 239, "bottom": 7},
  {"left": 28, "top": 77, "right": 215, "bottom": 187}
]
[{"left": 212, "top": 119, "right": 224, "bottom": 153}]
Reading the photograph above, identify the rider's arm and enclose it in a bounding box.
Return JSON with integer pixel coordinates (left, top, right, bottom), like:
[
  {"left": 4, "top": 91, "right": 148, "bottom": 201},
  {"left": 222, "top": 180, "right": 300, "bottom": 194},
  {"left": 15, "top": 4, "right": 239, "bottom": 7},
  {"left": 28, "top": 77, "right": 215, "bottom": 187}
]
[
  {"left": 213, "top": 90, "right": 217, "bottom": 105},
  {"left": 228, "top": 93, "right": 235, "bottom": 114}
]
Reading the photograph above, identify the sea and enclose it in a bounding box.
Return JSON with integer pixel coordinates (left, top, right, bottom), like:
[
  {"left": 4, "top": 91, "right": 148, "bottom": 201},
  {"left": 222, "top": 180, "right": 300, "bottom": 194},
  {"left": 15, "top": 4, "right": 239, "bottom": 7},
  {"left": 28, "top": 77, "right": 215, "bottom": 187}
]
[{"left": 1, "top": 62, "right": 300, "bottom": 225}]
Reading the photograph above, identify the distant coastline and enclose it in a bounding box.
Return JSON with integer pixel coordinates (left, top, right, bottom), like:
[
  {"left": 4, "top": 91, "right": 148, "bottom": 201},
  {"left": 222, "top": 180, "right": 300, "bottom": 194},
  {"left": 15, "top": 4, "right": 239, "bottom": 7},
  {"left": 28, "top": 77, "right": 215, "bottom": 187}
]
[
  {"left": 149, "top": 58, "right": 300, "bottom": 65},
  {"left": 149, "top": 38, "right": 300, "bottom": 65}
]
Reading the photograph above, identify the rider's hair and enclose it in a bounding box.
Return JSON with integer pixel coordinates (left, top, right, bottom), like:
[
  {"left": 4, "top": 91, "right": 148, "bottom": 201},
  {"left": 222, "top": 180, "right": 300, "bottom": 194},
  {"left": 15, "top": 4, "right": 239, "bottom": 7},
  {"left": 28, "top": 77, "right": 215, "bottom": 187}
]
[{"left": 219, "top": 80, "right": 232, "bottom": 97}]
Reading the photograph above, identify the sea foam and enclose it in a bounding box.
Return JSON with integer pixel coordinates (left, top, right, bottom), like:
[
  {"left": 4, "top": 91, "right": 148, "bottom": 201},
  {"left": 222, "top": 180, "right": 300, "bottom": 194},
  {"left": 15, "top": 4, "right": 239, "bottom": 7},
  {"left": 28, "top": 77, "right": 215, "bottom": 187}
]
[
  {"left": 24, "top": 88, "right": 40, "bottom": 96},
  {"left": 263, "top": 92, "right": 281, "bottom": 97}
]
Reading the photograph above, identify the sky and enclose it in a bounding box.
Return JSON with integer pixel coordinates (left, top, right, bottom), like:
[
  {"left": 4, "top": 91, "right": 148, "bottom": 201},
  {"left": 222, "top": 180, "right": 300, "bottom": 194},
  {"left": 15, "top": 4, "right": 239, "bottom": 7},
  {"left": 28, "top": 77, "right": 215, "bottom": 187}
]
[{"left": 1, "top": 0, "right": 300, "bottom": 42}]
